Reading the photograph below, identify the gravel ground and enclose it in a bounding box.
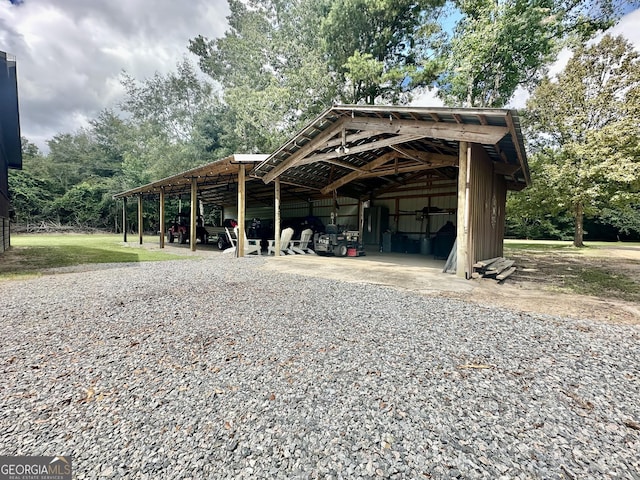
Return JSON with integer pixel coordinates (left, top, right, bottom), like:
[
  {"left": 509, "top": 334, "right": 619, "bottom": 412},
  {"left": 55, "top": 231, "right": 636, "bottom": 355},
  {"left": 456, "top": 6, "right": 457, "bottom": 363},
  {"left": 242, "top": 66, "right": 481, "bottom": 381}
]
[{"left": 1, "top": 256, "right": 639, "bottom": 479}]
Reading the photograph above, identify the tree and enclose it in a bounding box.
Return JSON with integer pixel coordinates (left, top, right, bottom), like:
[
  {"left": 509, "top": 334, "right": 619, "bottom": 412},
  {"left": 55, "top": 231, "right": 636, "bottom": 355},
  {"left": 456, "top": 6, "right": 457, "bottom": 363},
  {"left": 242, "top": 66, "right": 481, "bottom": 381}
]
[
  {"left": 8, "top": 138, "right": 54, "bottom": 226},
  {"left": 120, "top": 59, "right": 216, "bottom": 144},
  {"left": 189, "top": 0, "right": 338, "bottom": 152},
  {"left": 525, "top": 34, "right": 640, "bottom": 246},
  {"left": 188, "top": 0, "right": 446, "bottom": 152},
  {"left": 321, "top": 0, "right": 446, "bottom": 103},
  {"left": 439, "top": 0, "right": 633, "bottom": 107}
]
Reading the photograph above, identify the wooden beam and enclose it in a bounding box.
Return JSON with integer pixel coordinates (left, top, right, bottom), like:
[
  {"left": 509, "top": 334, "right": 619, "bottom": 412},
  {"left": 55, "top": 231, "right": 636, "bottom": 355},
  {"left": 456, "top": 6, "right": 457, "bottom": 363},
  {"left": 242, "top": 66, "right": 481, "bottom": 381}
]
[
  {"left": 343, "top": 118, "right": 509, "bottom": 144},
  {"left": 298, "top": 134, "right": 425, "bottom": 166},
  {"left": 159, "top": 187, "right": 165, "bottom": 248},
  {"left": 122, "top": 198, "right": 128, "bottom": 243},
  {"left": 386, "top": 149, "right": 457, "bottom": 166},
  {"left": 137, "top": 195, "right": 143, "bottom": 245},
  {"left": 190, "top": 177, "right": 197, "bottom": 252},
  {"left": 456, "top": 142, "right": 469, "bottom": 278},
  {"left": 274, "top": 178, "right": 281, "bottom": 256},
  {"left": 362, "top": 163, "right": 451, "bottom": 178},
  {"left": 320, "top": 151, "right": 397, "bottom": 195},
  {"left": 237, "top": 164, "right": 246, "bottom": 257},
  {"left": 493, "top": 162, "right": 521, "bottom": 176},
  {"left": 505, "top": 111, "right": 530, "bottom": 185},
  {"left": 262, "top": 117, "right": 347, "bottom": 183},
  {"left": 322, "top": 130, "right": 384, "bottom": 149},
  {"left": 318, "top": 158, "right": 366, "bottom": 173}
]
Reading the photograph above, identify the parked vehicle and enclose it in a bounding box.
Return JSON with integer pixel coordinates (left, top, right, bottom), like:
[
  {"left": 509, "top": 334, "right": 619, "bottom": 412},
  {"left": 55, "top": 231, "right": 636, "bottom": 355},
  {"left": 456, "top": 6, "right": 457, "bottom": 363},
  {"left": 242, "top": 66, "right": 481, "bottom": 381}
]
[
  {"left": 314, "top": 224, "right": 364, "bottom": 256},
  {"left": 167, "top": 213, "right": 208, "bottom": 244}
]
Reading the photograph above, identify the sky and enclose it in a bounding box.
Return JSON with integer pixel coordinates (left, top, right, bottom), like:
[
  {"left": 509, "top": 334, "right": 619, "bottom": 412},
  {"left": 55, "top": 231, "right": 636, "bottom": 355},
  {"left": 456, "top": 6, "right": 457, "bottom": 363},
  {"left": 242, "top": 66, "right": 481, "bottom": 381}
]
[
  {"left": 1, "top": 1, "right": 639, "bottom": 152},
  {"left": 0, "top": 0, "right": 230, "bottom": 151}
]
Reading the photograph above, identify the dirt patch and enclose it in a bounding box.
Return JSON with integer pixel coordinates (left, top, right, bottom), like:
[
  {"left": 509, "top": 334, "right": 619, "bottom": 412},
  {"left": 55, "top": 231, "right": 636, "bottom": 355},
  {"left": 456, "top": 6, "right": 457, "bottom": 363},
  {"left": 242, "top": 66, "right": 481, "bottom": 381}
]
[
  {"left": 260, "top": 246, "right": 640, "bottom": 326},
  {"left": 453, "top": 246, "right": 640, "bottom": 326}
]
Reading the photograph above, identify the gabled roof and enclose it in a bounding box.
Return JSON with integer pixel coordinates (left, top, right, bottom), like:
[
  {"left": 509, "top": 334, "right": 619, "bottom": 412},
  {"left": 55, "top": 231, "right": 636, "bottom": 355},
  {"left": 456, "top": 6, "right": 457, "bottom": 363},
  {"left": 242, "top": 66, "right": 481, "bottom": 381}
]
[{"left": 253, "top": 105, "right": 529, "bottom": 197}]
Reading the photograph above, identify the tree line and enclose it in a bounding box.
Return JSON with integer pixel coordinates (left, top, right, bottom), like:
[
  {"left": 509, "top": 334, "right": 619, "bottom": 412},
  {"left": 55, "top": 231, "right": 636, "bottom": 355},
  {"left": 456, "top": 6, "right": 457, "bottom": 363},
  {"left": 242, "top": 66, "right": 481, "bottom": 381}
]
[{"left": 9, "top": 0, "right": 640, "bottom": 245}]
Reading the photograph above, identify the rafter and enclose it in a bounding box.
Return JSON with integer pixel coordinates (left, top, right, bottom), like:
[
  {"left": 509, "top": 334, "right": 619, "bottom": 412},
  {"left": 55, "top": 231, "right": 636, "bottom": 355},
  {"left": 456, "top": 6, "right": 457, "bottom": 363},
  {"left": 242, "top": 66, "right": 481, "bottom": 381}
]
[
  {"left": 298, "top": 134, "right": 425, "bottom": 166},
  {"left": 261, "top": 117, "right": 347, "bottom": 184},
  {"left": 320, "top": 152, "right": 397, "bottom": 195}
]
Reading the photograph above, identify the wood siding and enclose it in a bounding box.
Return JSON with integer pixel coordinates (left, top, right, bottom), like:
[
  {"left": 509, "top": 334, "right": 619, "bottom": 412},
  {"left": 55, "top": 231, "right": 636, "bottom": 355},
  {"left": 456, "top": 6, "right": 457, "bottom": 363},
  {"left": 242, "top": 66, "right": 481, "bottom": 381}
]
[
  {"left": 1, "top": 216, "right": 9, "bottom": 253},
  {"left": 466, "top": 144, "right": 506, "bottom": 274}
]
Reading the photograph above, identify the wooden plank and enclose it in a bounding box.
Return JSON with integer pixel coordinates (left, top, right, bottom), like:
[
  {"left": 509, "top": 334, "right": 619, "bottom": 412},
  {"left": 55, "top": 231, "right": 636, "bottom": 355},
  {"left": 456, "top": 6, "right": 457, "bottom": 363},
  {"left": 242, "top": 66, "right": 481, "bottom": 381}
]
[
  {"left": 320, "top": 151, "right": 397, "bottom": 194},
  {"left": 299, "top": 134, "right": 425, "bottom": 166},
  {"left": 486, "top": 259, "right": 514, "bottom": 273},
  {"left": 473, "top": 257, "right": 501, "bottom": 269},
  {"left": 456, "top": 142, "right": 468, "bottom": 278},
  {"left": 343, "top": 118, "right": 509, "bottom": 144},
  {"left": 159, "top": 187, "right": 165, "bottom": 248},
  {"left": 237, "top": 164, "right": 245, "bottom": 257},
  {"left": 137, "top": 195, "right": 143, "bottom": 245},
  {"left": 496, "top": 266, "right": 517, "bottom": 281},
  {"left": 274, "top": 178, "right": 281, "bottom": 256},
  {"left": 190, "top": 177, "right": 197, "bottom": 252},
  {"left": 443, "top": 239, "right": 457, "bottom": 274}
]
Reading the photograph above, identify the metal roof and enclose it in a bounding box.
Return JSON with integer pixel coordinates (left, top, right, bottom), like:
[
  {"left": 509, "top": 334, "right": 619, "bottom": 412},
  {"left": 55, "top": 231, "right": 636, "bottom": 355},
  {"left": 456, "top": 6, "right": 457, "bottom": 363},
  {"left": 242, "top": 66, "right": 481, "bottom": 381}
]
[
  {"left": 253, "top": 105, "right": 529, "bottom": 197},
  {"left": 113, "top": 154, "right": 269, "bottom": 205},
  {"left": 113, "top": 105, "right": 530, "bottom": 206}
]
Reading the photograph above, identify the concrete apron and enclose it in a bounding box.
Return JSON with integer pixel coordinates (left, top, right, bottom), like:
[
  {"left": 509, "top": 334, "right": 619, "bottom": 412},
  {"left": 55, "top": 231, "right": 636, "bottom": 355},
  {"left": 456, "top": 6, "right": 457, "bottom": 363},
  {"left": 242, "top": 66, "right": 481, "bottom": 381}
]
[{"left": 260, "top": 252, "right": 475, "bottom": 295}]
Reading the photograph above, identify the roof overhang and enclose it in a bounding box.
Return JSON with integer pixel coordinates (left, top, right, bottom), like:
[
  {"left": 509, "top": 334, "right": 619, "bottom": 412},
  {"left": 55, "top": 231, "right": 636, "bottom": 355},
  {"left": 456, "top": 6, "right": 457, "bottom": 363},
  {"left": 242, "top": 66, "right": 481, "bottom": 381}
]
[
  {"left": 253, "top": 105, "right": 530, "bottom": 197},
  {"left": 113, "top": 154, "right": 268, "bottom": 205}
]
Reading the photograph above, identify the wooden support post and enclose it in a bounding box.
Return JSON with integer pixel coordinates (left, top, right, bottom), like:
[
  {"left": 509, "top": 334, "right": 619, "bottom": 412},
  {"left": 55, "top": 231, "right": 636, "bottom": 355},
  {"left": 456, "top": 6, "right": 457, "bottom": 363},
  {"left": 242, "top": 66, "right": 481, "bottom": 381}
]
[
  {"left": 137, "top": 195, "right": 143, "bottom": 245},
  {"left": 190, "top": 177, "right": 197, "bottom": 252},
  {"left": 456, "top": 141, "right": 469, "bottom": 278},
  {"left": 358, "top": 199, "right": 364, "bottom": 243},
  {"left": 159, "top": 187, "right": 165, "bottom": 249},
  {"left": 122, "top": 198, "right": 128, "bottom": 243},
  {"left": 237, "top": 164, "right": 246, "bottom": 257},
  {"left": 274, "top": 178, "right": 281, "bottom": 256}
]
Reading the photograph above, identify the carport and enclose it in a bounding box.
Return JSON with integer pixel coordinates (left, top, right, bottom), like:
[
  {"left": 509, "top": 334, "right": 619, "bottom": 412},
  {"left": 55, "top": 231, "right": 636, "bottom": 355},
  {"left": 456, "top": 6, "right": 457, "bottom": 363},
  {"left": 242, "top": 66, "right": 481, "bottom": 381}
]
[
  {"left": 253, "top": 105, "right": 529, "bottom": 277},
  {"left": 114, "top": 105, "right": 529, "bottom": 278}
]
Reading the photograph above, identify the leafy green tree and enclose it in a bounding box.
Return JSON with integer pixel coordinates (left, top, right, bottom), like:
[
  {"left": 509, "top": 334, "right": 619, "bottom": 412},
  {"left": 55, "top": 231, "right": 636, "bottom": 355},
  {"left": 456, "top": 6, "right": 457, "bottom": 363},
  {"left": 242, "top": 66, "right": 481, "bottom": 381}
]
[
  {"left": 189, "top": 0, "right": 338, "bottom": 152},
  {"left": 321, "top": 0, "right": 446, "bottom": 103},
  {"left": 525, "top": 34, "right": 640, "bottom": 246},
  {"left": 439, "top": 0, "right": 633, "bottom": 107},
  {"left": 120, "top": 59, "right": 215, "bottom": 144},
  {"left": 8, "top": 138, "right": 54, "bottom": 226},
  {"left": 188, "top": 0, "right": 445, "bottom": 151}
]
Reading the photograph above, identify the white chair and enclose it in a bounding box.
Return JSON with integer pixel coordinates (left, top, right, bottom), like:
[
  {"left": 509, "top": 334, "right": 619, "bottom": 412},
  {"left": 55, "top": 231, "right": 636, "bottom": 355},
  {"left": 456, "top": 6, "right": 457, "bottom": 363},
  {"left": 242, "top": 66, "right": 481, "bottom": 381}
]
[
  {"left": 290, "top": 228, "right": 315, "bottom": 254},
  {"left": 223, "top": 226, "right": 261, "bottom": 255},
  {"left": 267, "top": 227, "right": 295, "bottom": 255}
]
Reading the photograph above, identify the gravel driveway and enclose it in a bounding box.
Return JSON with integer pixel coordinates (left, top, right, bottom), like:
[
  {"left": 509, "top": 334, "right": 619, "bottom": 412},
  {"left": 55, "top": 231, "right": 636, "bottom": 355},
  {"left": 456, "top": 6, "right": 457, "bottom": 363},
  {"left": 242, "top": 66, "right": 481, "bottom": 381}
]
[{"left": 1, "top": 256, "right": 639, "bottom": 479}]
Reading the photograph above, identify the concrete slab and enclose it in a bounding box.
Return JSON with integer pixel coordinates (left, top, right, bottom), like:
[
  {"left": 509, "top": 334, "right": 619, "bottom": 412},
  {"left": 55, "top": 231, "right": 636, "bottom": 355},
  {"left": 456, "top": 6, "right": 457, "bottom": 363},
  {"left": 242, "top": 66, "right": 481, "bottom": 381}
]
[{"left": 259, "top": 252, "right": 474, "bottom": 294}]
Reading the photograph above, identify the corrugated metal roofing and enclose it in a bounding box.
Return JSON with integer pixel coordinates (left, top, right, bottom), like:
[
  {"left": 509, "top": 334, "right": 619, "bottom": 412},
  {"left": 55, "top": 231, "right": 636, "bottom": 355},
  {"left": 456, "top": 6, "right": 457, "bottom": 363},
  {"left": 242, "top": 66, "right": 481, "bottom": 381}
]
[{"left": 113, "top": 105, "right": 530, "bottom": 206}]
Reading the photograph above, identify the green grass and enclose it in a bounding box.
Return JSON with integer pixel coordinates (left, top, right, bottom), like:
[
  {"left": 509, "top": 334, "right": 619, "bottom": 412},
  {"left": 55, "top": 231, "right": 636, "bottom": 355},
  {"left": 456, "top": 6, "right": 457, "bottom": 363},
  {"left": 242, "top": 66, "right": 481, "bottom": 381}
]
[
  {"left": 561, "top": 268, "right": 640, "bottom": 300},
  {"left": 504, "top": 239, "right": 640, "bottom": 254},
  {"left": 503, "top": 239, "right": 640, "bottom": 301},
  {"left": 1, "top": 233, "right": 189, "bottom": 280}
]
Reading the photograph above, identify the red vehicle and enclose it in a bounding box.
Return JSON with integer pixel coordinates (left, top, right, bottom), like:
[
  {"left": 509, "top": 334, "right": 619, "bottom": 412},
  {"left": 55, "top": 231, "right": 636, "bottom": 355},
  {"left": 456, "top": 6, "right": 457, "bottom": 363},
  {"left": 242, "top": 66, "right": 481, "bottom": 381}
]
[{"left": 167, "top": 213, "right": 208, "bottom": 244}]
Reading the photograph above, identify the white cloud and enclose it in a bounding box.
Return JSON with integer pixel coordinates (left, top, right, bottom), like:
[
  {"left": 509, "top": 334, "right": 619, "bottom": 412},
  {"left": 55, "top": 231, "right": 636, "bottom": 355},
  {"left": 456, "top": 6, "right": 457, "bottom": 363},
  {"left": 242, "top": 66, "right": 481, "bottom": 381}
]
[{"left": 0, "top": 0, "right": 230, "bottom": 151}]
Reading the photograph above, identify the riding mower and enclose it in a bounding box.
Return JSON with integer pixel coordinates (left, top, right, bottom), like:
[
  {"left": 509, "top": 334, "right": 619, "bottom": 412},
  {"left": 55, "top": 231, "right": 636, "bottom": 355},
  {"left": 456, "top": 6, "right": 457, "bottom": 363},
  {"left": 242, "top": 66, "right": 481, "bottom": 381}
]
[{"left": 313, "top": 224, "right": 365, "bottom": 257}]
